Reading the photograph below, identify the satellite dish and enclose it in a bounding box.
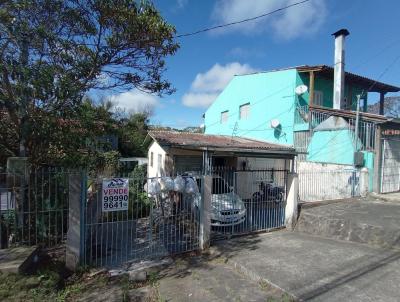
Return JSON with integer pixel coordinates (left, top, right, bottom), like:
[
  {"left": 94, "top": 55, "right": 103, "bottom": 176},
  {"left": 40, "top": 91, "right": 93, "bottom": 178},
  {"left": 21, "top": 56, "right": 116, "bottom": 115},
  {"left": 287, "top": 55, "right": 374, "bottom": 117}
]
[
  {"left": 295, "top": 85, "right": 308, "bottom": 95},
  {"left": 270, "top": 119, "right": 280, "bottom": 129}
]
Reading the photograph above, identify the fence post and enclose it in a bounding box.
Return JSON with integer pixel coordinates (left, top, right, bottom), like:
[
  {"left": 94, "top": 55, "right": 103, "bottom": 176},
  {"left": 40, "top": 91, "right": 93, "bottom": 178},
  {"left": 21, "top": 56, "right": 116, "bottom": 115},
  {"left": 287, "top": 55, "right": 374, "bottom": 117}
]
[
  {"left": 66, "top": 172, "right": 85, "bottom": 271},
  {"left": 285, "top": 173, "right": 299, "bottom": 230},
  {"left": 359, "top": 167, "right": 369, "bottom": 197},
  {"left": 199, "top": 175, "right": 211, "bottom": 250}
]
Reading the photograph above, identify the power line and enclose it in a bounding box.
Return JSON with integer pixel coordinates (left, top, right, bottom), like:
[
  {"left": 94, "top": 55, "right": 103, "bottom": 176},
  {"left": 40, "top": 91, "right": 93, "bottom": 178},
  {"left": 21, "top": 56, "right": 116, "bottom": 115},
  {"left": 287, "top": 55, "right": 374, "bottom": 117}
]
[
  {"left": 205, "top": 82, "right": 294, "bottom": 130},
  {"left": 176, "top": 0, "right": 311, "bottom": 38},
  {"left": 356, "top": 52, "right": 400, "bottom": 103},
  {"left": 352, "top": 38, "right": 400, "bottom": 72}
]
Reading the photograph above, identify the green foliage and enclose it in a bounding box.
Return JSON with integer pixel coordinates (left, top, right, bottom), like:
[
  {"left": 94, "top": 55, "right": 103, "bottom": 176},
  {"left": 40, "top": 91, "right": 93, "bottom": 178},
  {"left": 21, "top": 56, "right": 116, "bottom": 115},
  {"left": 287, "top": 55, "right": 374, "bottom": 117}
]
[
  {"left": 118, "top": 112, "right": 151, "bottom": 157},
  {"left": 88, "top": 150, "right": 121, "bottom": 176},
  {"left": 0, "top": 0, "right": 179, "bottom": 166}
]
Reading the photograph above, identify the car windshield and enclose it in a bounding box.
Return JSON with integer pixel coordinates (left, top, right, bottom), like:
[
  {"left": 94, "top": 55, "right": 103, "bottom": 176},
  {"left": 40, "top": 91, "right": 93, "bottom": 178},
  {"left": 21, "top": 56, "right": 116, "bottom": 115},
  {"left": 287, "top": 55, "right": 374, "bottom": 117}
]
[{"left": 212, "top": 177, "right": 231, "bottom": 194}]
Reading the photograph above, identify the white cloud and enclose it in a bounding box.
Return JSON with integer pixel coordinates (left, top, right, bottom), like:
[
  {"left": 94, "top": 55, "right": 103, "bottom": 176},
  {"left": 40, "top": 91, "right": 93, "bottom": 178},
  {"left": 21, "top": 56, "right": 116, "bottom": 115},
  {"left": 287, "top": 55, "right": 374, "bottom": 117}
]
[
  {"left": 110, "top": 89, "right": 159, "bottom": 114},
  {"left": 182, "top": 92, "right": 219, "bottom": 108},
  {"left": 227, "top": 47, "right": 265, "bottom": 59},
  {"left": 211, "top": 0, "right": 327, "bottom": 40},
  {"left": 182, "top": 62, "right": 257, "bottom": 108},
  {"left": 176, "top": 0, "right": 188, "bottom": 9}
]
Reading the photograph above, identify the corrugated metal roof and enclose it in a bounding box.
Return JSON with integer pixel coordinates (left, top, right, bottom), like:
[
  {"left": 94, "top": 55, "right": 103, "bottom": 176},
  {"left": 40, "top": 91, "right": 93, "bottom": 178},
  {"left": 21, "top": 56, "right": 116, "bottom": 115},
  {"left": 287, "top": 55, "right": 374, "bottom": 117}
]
[
  {"left": 310, "top": 105, "right": 399, "bottom": 123},
  {"left": 296, "top": 65, "right": 400, "bottom": 93},
  {"left": 148, "top": 131, "right": 295, "bottom": 154}
]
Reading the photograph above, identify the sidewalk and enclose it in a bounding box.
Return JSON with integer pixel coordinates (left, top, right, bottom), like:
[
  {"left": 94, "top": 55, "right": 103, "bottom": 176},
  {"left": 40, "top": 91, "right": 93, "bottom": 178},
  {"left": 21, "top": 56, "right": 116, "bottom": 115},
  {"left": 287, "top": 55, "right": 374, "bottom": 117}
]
[
  {"left": 157, "top": 253, "right": 293, "bottom": 302},
  {"left": 210, "top": 231, "right": 400, "bottom": 302}
]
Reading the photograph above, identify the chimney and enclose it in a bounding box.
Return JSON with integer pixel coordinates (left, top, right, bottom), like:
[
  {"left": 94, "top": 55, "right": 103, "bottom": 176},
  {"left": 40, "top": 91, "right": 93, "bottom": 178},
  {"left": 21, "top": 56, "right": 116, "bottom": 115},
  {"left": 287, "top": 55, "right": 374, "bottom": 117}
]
[{"left": 332, "top": 29, "right": 350, "bottom": 110}]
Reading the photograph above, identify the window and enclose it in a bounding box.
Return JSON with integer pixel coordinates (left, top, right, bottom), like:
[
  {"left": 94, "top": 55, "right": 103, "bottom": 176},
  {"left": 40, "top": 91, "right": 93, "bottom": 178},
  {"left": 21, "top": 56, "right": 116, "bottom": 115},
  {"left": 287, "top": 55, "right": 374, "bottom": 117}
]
[
  {"left": 150, "top": 152, "right": 154, "bottom": 167},
  {"left": 239, "top": 103, "right": 250, "bottom": 120},
  {"left": 313, "top": 90, "right": 324, "bottom": 106},
  {"left": 220, "top": 111, "right": 229, "bottom": 124},
  {"left": 157, "top": 154, "right": 162, "bottom": 169}
]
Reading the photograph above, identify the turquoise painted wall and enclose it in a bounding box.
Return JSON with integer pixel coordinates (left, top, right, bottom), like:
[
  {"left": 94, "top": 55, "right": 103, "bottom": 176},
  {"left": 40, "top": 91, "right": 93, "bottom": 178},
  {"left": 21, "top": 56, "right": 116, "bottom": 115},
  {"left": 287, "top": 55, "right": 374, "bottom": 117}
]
[
  {"left": 307, "top": 129, "right": 356, "bottom": 164},
  {"left": 204, "top": 69, "right": 297, "bottom": 145},
  {"left": 297, "top": 73, "right": 367, "bottom": 110}
]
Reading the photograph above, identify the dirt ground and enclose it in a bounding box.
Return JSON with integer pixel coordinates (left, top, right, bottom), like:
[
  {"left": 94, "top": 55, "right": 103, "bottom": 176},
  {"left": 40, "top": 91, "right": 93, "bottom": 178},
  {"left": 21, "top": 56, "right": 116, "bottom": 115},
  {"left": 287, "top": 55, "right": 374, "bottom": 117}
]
[
  {"left": 0, "top": 247, "right": 158, "bottom": 302},
  {"left": 0, "top": 246, "right": 293, "bottom": 302}
]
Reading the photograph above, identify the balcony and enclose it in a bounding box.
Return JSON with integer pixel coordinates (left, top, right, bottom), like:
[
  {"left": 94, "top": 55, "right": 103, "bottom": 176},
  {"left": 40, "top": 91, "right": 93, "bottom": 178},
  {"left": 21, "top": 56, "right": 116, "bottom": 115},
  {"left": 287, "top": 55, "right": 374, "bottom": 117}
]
[{"left": 294, "top": 104, "right": 377, "bottom": 151}]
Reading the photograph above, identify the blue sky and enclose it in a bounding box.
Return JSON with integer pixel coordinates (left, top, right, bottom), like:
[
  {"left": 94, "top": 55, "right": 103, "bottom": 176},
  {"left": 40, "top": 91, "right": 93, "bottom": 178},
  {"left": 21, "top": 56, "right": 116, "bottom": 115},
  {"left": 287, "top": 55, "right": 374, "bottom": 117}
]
[{"left": 109, "top": 0, "right": 400, "bottom": 128}]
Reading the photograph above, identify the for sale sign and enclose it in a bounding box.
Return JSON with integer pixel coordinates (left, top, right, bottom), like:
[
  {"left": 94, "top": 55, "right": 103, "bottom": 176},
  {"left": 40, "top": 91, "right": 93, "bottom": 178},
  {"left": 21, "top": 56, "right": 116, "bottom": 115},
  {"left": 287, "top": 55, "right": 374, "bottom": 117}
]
[{"left": 102, "top": 178, "right": 129, "bottom": 212}]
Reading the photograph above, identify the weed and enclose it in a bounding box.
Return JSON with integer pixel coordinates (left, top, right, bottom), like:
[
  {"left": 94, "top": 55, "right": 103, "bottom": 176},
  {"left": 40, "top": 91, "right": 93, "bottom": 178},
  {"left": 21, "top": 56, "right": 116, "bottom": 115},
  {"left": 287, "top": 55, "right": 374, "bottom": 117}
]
[
  {"left": 148, "top": 271, "right": 159, "bottom": 286},
  {"left": 57, "top": 283, "right": 84, "bottom": 302},
  {"left": 259, "top": 279, "right": 272, "bottom": 291}
]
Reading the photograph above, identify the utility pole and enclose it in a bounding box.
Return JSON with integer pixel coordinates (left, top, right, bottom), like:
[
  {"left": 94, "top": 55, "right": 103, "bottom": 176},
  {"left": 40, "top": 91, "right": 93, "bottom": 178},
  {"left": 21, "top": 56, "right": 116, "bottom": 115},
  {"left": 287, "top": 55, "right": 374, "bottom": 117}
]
[
  {"left": 352, "top": 94, "right": 361, "bottom": 196},
  {"left": 354, "top": 94, "right": 361, "bottom": 154}
]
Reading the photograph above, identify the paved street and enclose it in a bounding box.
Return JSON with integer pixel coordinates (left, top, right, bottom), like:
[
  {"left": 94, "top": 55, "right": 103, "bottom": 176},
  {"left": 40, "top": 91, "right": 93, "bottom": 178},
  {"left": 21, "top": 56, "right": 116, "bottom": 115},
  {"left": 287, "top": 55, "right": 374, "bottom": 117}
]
[{"left": 211, "top": 231, "right": 400, "bottom": 301}]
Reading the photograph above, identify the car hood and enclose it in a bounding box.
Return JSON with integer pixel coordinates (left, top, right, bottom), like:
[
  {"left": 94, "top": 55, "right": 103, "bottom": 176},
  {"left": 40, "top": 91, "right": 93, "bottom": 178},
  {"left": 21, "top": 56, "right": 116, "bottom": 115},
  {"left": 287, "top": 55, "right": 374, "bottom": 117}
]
[{"left": 212, "top": 193, "right": 244, "bottom": 211}]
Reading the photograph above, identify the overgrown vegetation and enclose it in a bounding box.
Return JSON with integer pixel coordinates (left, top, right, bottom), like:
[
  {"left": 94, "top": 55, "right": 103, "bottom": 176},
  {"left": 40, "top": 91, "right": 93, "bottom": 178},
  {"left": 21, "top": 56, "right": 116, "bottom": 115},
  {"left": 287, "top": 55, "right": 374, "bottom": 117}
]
[
  {"left": 0, "top": 0, "right": 178, "bottom": 167},
  {"left": 0, "top": 249, "right": 158, "bottom": 302}
]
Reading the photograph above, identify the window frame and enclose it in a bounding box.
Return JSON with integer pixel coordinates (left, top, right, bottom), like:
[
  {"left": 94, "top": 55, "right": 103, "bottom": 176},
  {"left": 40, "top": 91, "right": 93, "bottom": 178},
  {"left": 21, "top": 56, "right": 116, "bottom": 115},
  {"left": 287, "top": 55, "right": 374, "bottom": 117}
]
[
  {"left": 239, "top": 102, "right": 250, "bottom": 120},
  {"left": 157, "top": 153, "right": 162, "bottom": 169},
  {"left": 220, "top": 110, "right": 229, "bottom": 124},
  {"left": 313, "top": 90, "right": 324, "bottom": 106}
]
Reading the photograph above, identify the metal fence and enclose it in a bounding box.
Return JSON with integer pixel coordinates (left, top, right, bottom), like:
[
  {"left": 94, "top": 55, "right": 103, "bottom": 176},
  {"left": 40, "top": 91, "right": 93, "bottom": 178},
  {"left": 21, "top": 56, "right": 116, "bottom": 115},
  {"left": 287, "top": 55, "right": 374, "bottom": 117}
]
[
  {"left": 82, "top": 173, "right": 201, "bottom": 267},
  {"left": 298, "top": 169, "right": 360, "bottom": 202},
  {"left": 82, "top": 168, "right": 289, "bottom": 266},
  {"left": 0, "top": 168, "right": 70, "bottom": 249},
  {"left": 309, "top": 110, "right": 377, "bottom": 151},
  {"left": 209, "top": 168, "right": 287, "bottom": 241},
  {"left": 294, "top": 105, "right": 310, "bottom": 125},
  {"left": 0, "top": 166, "right": 289, "bottom": 267}
]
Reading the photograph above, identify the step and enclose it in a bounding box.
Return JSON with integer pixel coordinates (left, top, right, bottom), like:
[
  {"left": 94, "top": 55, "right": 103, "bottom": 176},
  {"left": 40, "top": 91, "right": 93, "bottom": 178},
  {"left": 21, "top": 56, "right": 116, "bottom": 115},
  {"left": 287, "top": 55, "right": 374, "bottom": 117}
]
[
  {"left": 0, "top": 246, "right": 39, "bottom": 274},
  {"left": 295, "top": 200, "right": 400, "bottom": 249}
]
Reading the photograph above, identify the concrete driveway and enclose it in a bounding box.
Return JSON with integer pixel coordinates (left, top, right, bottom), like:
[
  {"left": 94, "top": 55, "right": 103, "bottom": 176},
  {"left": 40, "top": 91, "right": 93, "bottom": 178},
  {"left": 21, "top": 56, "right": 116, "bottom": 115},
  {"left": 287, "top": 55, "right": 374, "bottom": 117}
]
[{"left": 210, "top": 197, "right": 400, "bottom": 301}]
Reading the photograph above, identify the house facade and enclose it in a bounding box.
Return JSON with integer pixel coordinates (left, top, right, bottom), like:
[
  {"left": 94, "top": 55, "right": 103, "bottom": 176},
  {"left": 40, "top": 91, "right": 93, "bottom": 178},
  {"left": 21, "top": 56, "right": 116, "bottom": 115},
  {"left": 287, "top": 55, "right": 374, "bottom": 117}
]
[{"left": 203, "top": 65, "right": 400, "bottom": 193}]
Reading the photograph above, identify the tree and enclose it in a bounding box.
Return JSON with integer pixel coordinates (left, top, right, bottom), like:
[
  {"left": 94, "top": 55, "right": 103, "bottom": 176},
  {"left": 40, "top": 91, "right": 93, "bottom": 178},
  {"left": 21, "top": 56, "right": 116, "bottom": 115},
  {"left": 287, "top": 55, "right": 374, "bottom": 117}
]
[
  {"left": 118, "top": 112, "right": 151, "bottom": 157},
  {"left": 0, "top": 0, "right": 178, "bottom": 165},
  {"left": 367, "top": 96, "right": 400, "bottom": 118}
]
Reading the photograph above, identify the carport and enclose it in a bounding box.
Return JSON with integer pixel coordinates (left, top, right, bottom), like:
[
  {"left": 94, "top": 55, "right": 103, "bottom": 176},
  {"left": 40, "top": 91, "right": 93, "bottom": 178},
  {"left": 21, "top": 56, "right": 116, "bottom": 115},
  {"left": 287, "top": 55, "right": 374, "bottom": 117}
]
[{"left": 146, "top": 131, "right": 297, "bottom": 240}]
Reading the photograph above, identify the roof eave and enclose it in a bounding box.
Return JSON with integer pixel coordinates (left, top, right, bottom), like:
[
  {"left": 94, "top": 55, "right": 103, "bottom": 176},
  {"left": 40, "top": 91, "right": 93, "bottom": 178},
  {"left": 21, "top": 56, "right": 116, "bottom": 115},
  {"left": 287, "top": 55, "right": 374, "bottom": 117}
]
[{"left": 296, "top": 65, "right": 400, "bottom": 93}]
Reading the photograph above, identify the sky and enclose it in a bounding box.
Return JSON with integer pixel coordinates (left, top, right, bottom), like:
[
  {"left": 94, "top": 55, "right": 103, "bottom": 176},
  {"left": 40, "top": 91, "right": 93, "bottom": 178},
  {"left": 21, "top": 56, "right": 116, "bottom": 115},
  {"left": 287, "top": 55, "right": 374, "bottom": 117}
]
[{"left": 107, "top": 0, "right": 400, "bottom": 128}]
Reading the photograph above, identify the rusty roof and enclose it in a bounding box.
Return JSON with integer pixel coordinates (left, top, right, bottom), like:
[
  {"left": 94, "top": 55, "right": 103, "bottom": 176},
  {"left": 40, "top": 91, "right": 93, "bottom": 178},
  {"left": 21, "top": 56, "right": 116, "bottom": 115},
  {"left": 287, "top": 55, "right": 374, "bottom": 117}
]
[
  {"left": 310, "top": 105, "right": 400, "bottom": 124},
  {"left": 147, "top": 131, "right": 296, "bottom": 155}
]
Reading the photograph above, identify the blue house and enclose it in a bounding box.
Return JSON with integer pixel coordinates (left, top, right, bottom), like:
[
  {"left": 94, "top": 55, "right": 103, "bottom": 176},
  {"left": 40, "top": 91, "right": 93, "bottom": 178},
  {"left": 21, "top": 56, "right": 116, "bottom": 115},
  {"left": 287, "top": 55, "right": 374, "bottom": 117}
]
[
  {"left": 205, "top": 63, "right": 397, "bottom": 147},
  {"left": 204, "top": 30, "right": 400, "bottom": 193},
  {"left": 204, "top": 64, "right": 400, "bottom": 192}
]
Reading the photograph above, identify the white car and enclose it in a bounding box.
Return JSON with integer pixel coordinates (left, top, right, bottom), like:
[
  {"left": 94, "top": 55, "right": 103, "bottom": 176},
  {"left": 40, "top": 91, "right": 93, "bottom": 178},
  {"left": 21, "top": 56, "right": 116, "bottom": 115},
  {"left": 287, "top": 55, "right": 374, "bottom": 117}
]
[{"left": 187, "top": 176, "right": 246, "bottom": 227}]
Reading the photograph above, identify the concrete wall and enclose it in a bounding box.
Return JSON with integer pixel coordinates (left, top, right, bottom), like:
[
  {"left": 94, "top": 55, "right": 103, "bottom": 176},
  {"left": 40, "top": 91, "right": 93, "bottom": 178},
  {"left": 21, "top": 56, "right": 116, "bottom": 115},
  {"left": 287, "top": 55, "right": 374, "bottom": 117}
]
[
  {"left": 204, "top": 69, "right": 297, "bottom": 146},
  {"left": 297, "top": 161, "right": 358, "bottom": 202},
  {"left": 362, "top": 151, "right": 375, "bottom": 192}
]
